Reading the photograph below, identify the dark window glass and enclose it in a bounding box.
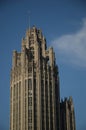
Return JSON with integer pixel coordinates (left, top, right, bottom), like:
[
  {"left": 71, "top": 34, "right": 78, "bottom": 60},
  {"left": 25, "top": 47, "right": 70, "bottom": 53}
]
[{"left": 28, "top": 79, "right": 32, "bottom": 90}]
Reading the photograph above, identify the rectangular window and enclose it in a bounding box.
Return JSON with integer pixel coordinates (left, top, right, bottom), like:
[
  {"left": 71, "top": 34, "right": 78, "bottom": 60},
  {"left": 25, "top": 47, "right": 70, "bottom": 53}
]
[
  {"left": 16, "top": 83, "right": 18, "bottom": 99},
  {"left": 25, "top": 80, "right": 27, "bottom": 91},
  {"left": 28, "top": 79, "right": 32, "bottom": 90},
  {"left": 28, "top": 91, "right": 32, "bottom": 96},
  {"left": 13, "top": 85, "right": 15, "bottom": 97},
  {"left": 28, "top": 109, "right": 32, "bottom": 115},
  {"left": 28, "top": 118, "right": 32, "bottom": 123},
  {"left": 19, "top": 82, "right": 21, "bottom": 95},
  {"left": 28, "top": 100, "right": 32, "bottom": 106},
  {"left": 28, "top": 125, "right": 32, "bottom": 130},
  {"left": 28, "top": 67, "right": 32, "bottom": 73},
  {"left": 28, "top": 97, "right": 32, "bottom": 106}
]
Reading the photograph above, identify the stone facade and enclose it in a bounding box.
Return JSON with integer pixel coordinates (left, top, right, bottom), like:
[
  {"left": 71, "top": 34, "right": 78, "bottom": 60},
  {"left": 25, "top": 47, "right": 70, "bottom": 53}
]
[
  {"left": 60, "top": 97, "right": 76, "bottom": 130},
  {"left": 10, "top": 26, "right": 76, "bottom": 130},
  {"left": 10, "top": 26, "right": 60, "bottom": 130}
]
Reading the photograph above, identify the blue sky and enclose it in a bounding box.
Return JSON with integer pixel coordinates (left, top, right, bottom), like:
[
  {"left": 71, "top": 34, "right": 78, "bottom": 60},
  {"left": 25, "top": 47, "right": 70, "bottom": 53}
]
[{"left": 0, "top": 0, "right": 86, "bottom": 130}]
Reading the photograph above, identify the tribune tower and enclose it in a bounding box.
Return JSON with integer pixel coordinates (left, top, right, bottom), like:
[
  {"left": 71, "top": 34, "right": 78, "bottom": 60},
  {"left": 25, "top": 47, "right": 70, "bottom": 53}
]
[{"left": 10, "top": 26, "right": 60, "bottom": 130}]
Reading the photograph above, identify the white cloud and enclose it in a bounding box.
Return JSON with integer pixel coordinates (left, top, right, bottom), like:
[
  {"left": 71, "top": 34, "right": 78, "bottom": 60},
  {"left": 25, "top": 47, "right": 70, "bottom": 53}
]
[{"left": 51, "top": 18, "right": 86, "bottom": 68}]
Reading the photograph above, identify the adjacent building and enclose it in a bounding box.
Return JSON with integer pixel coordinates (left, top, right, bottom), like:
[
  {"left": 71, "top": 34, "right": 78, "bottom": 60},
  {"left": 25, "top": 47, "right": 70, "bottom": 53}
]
[
  {"left": 60, "top": 97, "right": 76, "bottom": 130},
  {"left": 10, "top": 26, "right": 76, "bottom": 130}
]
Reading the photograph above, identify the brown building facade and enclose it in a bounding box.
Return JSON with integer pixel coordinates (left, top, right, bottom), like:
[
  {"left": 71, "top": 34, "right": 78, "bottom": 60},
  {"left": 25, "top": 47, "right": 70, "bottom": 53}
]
[
  {"left": 60, "top": 97, "right": 76, "bottom": 130},
  {"left": 10, "top": 26, "right": 60, "bottom": 130},
  {"left": 10, "top": 26, "right": 76, "bottom": 130}
]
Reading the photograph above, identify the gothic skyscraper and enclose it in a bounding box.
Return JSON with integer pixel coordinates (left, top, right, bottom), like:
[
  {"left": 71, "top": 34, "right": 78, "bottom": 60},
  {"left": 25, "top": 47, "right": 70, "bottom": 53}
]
[
  {"left": 10, "top": 26, "right": 60, "bottom": 130},
  {"left": 10, "top": 26, "right": 76, "bottom": 130}
]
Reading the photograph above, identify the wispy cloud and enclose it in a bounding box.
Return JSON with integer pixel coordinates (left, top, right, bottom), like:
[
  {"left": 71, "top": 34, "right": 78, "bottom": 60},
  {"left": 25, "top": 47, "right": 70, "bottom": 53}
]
[{"left": 51, "top": 18, "right": 86, "bottom": 68}]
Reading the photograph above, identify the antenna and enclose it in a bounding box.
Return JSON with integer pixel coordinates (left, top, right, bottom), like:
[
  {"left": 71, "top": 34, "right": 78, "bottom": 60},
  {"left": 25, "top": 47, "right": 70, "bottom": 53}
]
[{"left": 28, "top": 10, "right": 31, "bottom": 30}]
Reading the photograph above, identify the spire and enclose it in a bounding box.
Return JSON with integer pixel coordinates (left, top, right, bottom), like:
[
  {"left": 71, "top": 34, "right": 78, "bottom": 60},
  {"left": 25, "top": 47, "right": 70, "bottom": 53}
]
[{"left": 28, "top": 10, "right": 31, "bottom": 31}]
